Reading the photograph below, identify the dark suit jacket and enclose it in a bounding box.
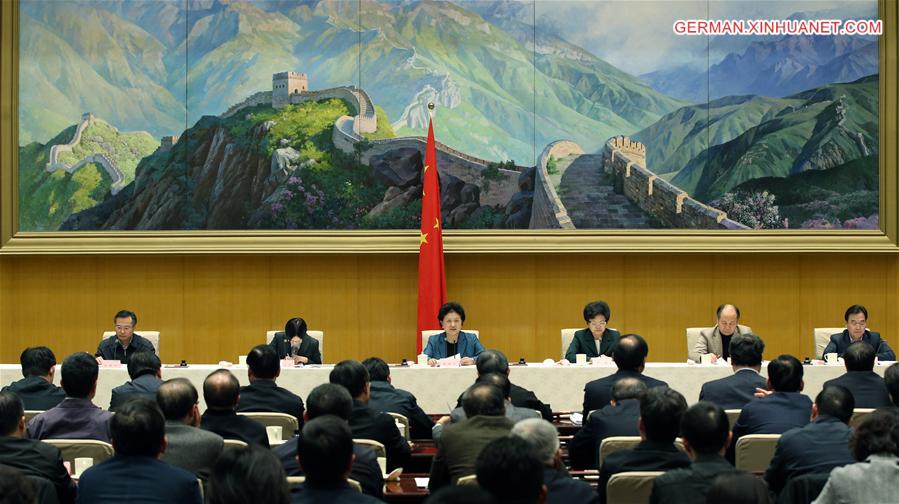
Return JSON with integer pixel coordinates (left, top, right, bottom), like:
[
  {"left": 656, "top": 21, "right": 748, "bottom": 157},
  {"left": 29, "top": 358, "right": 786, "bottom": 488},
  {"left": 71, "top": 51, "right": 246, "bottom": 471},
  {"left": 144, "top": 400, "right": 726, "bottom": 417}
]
[
  {"left": 348, "top": 400, "right": 410, "bottom": 471},
  {"left": 699, "top": 368, "right": 768, "bottom": 410},
  {"left": 454, "top": 382, "right": 553, "bottom": 422},
  {"left": 565, "top": 328, "right": 621, "bottom": 362},
  {"left": 276, "top": 439, "right": 384, "bottom": 499},
  {"left": 26, "top": 397, "right": 113, "bottom": 442},
  {"left": 109, "top": 373, "right": 163, "bottom": 412},
  {"left": 823, "top": 371, "right": 893, "bottom": 408},
  {"left": 237, "top": 379, "right": 305, "bottom": 427},
  {"left": 200, "top": 409, "right": 269, "bottom": 447},
  {"left": 569, "top": 399, "right": 641, "bottom": 469},
  {"left": 290, "top": 481, "right": 382, "bottom": 504},
  {"left": 764, "top": 415, "right": 854, "bottom": 494},
  {"left": 731, "top": 391, "right": 812, "bottom": 463},
  {"left": 544, "top": 466, "right": 598, "bottom": 504},
  {"left": 368, "top": 380, "right": 434, "bottom": 439},
  {"left": 650, "top": 454, "right": 738, "bottom": 504},
  {"left": 94, "top": 333, "right": 156, "bottom": 364},
  {"left": 76, "top": 455, "right": 202, "bottom": 503},
  {"left": 1, "top": 376, "right": 66, "bottom": 411},
  {"left": 598, "top": 440, "right": 691, "bottom": 504},
  {"left": 824, "top": 330, "right": 896, "bottom": 361},
  {"left": 0, "top": 436, "right": 76, "bottom": 504},
  {"left": 269, "top": 332, "right": 322, "bottom": 364},
  {"left": 160, "top": 421, "right": 224, "bottom": 479},
  {"left": 428, "top": 414, "right": 514, "bottom": 491},
  {"left": 582, "top": 369, "right": 668, "bottom": 418}
]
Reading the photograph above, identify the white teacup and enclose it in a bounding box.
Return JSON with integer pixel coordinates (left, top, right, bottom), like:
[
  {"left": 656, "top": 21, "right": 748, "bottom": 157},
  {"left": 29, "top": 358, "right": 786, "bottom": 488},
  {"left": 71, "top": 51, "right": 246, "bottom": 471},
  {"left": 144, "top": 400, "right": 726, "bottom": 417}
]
[
  {"left": 699, "top": 353, "right": 714, "bottom": 365},
  {"left": 824, "top": 353, "right": 839, "bottom": 364},
  {"left": 74, "top": 457, "right": 93, "bottom": 476},
  {"left": 417, "top": 354, "right": 429, "bottom": 366},
  {"left": 238, "top": 355, "right": 247, "bottom": 366},
  {"left": 266, "top": 426, "right": 283, "bottom": 444},
  {"left": 575, "top": 353, "right": 587, "bottom": 365}
]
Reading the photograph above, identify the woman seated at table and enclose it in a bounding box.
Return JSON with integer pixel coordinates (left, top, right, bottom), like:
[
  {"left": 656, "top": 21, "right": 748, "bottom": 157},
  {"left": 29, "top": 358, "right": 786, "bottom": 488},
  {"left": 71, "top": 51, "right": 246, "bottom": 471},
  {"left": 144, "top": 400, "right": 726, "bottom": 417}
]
[
  {"left": 424, "top": 302, "right": 484, "bottom": 366},
  {"left": 269, "top": 317, "right": 322, "bottom": 364},
  {"left": 564, "top": 300, "right": 620, "bottom": 362}
]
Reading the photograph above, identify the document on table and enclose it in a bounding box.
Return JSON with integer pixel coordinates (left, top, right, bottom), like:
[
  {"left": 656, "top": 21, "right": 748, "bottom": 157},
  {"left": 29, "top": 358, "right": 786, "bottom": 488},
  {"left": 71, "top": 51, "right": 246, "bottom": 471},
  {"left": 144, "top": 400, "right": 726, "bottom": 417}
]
[{"left": 414, "top": 477, "right": 429, "bottom": 488}]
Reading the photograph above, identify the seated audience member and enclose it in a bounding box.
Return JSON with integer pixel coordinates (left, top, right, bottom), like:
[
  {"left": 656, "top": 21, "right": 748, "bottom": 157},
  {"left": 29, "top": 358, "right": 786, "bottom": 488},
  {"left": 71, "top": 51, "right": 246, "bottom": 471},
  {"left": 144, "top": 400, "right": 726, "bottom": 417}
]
[
  {"left": 1, "top": 346, "right": 65, "bottom": 410},
  {"left": 569, "top": 378, "right": 645, "bottom": 469},
  {"left": 650, "top": 402, "right": 737, "bottom": 504},
  {"left": 564, "top": 300, "right": 621, "bottom": 362},
  {"left": 812, "top": 408, "right": 899, "bottom": 503},
  {"left": 512, "top": 418, "right": 597, "bottom": 504},
  {"left": 109, "top": 351, "right": 163, "bottom": 411},
  {"left": 599, "top": 387, "right": 691, "bottom": 504},
  {"left": 476, "top": 436, "right": 548, "bottom": 504},
  {"left": 699, "top": 334, "right": 768, "bottom": 409},
  {"left": 0, "top": 466, "right": 37, "bottom": 504},
  {"left": 453, "top": 349, "right": 552, "bottom": 421},
  {"left": 329, "top": 360, "right": 410, "bottom": 470},
  {"left": 237, "top": 344, "right": 305, "bottom": 424},
  {"left": 291, "top": 416, "right": 382, "bottom": 504},
  {"left": 425, "top": 486, "right": 496, "bottom": 504},
  {"left": 823, "top": 304, "right": 895, "bottom": 361},
  {"left": 429, "top": 382, "right": 514, "bottom": 491},
  {"left": 765, "top": 385, "right": 855, "bottom": 495},
  {"left": 732, "top": 355, "right": 812, "bottom": 447},
  {"left": 269, "top": 317, "right": 322, "bottom": 365},
  {"left": 582, "top": 334, "right": 667, "bottom": 418},
  {"left": 423, "top": 302, "right": 485, "bottom": 366},
  {"left": 26, "top": 352, "right": 112, "bottom": 442},
  {"left": 95, "top": 309, "right": 156, "bottom": 364},
  {"left": 200, "top": 369, "right": 269, "bottom": 447},
  {"left": 886, "top": 362, "right": 899, "bottom": 407},
  {"left": 274, "top": 383, "right": 383, "bottom": 499},
  {"left": 77, "top": 398, "right": 202, "bottom": 503},
  {"left": 156, "top": 378, "right": 224, "bottom": 479},
  {"left": 691, "top": 304, "right": 751, "bottom": 363},
  {"left": 207, "top": 444, "right": 290, "bottom": 504},
  {"left": 0, "top": 391, "right": 75, "bottom": 504},
  {"left": 706, "top": 472, "right": 773, "bottom": 504},
  {"left": 434, "top": 373, "right": 539, "bottom": 439},
  {"left": 822, "top": 341, "right": 892, "bottom": 408},
  {"left": 362, "top": 356, "right": 434, "bottom": 438}
]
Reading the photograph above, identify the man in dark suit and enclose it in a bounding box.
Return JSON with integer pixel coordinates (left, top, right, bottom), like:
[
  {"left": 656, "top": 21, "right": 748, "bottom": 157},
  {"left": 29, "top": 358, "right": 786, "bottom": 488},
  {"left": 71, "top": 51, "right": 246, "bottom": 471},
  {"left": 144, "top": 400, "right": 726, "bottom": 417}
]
[
  {"left": 363, "top": 356, "right": 434, "bottom": 438},
  {"left": 822, "top": 341, "right": 892, "bottom": 408},
  {"left": 1, "top": 346, "right": 65, "bottom": 410},
  {"left": 330, "top": 360, "right": 410, "bottom": 470},
  {"left": 564, "top": 300, "right": 621, "bottom": 362},
  {"left": 582, "top": 333, "right": 667, "bottom": 418},
  {"left": 109, "top": 351, "right": 163, "bottom": 411},
  {"left": 95, "top": 309, "right": 156, "bottom": 364},
  {"left": 0, "top": 391, "right": 75, "bottom": 504},
  {"left": 699, "top": 334, "right": 768, "bottom": 409},
  {"left": 157, "top": 378, "right": 224, "bottom": 479},
  {"left": 598, "top": 387, "right": 691, "bottom": 504},
  {"left": 765, "top": 385, "right": 855, "bottom": 495},
  {"left": 77, "top": 398, "right": 202, "bottom": 503},
  {"left": 237, "top": 344, "right": 305, "bottom": 426},
  {"left": 454, "top": 349, "right": 553, "bottom": 421},
  {"left": 435, "top": 373, "right": 539, "bottom": 439},
  {"left": 569, "top": 378, "right": 645, "bottom": 469},
  {"left": 650, "top": 402, "right": 737, "bottom": 504},
  {"left": 887, "top": 362, "right": 899, "bottom": 407},
  {"left": 200, "top": 369, "right": 269, "bottom": 447},
  {"left": 512, "top": 418, "right": 597, "bottom": 504},
  {"left": 476, "top": 436, "right": 549, "bottom": 504},
  {"left": 823, "top": 304, "right": 895, "bottom": 361},
  {"left": 269, "top": 317, "right": 322, "bottom": 364},
  {"left": 275, "top": 383, "right": 384, "bottom": 499},
  {"left": 429, "top": 382, "right": 514, "bottom": 491}
]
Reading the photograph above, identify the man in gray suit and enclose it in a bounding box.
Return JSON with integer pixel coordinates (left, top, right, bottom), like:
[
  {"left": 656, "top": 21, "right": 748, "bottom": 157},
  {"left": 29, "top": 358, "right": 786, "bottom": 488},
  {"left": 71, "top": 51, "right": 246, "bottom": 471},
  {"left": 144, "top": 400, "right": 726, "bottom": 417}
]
[
  {"left": 432, "top": 372, "right": 539, "bottom": 439},
  {"left": 691, "top": 304, "right": 752, "bottom": 363},
  {"left": 157, "top": 378, "right": 223, "bottom": 479}
]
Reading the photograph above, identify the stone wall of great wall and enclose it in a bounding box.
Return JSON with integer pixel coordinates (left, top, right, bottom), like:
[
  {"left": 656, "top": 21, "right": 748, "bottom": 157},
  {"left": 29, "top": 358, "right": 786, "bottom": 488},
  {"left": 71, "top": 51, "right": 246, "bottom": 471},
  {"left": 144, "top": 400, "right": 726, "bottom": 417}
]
[{"left": 529, "top": 140, "right": 581, "bottom": 229}]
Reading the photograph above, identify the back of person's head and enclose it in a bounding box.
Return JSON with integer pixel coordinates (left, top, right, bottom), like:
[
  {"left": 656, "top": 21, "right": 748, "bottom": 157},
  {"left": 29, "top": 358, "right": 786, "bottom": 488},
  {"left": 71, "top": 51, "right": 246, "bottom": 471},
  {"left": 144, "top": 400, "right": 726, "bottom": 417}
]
[
  {"left": 246, "top": 344, "right": 279, "bottom": 380},
  {"left": 850, "top": 408, "right": 899, "bottom": 461},
  {"left": 425, "top": 486, "right": 496, "bottom": 504},
  {"left": 767, "top": 355, "right": 803, "bottom": 392},
  {"left": 126, "top": 351, "right": 160, "bottom": 380},
  {"left": 0, "top": 466, "right": 36, "bottom": 504},
  {"left": 476, "top": 349, "right": 509, "bottom": 375},
  {"left": 362, "top": 357, "right": 390, "bottom": 382},
  {"left": 157, "top": 378, "right": 198, "bottom": 421},
  {"left": 297, "top": 415, "right": 354, "bottom": 487},
  {"left": 306, "top": 383, "right": 353, "bottom": 420},
  {"left": 476, "top": 436, "right": 545, "bottom": 504},
  {"left": 612, "top": 334, "right": 648, "bottom": 371},
  {"left": 60, "top": 352, "right": 99, "bottom": 399},
  {"left": 0, "top": 391, "right": 24, "bottom": 437},
  {"left": 203, "top": 369, "right": 240, "bottom": 410},
  {"left": 815, "top": 385, "right": 855, "bottom": 424},
  {"left": 462, "top": 382, "right": 505, "bottom": 418},
  {"left": 477, "top": 372, "right": 512, "bottom": 399},
  {"left": 110, "top": 398, "right": 165, "bottom": 457},
  {"left": 284, "top": 317, "right": 307, "bottom": 339},
  {"left": 729, "top": 334, "right": 764, "bottom": 367},
  {"left": 583, "top": 300, "right": 611, "bottom": 323},
  {"left": 329, "top": 360, "right": 369, "bottom": 398},
  {"left": 438, "top": 302, "right": 466, "bottom": 322},
  {"left": 844, "top": 304, "right": 868, "bottom": 322},
  {"left": 611, "top": 377, "right": 647, "bottom": 402},
  {"left": 207, "top": 445, "right": 289, "bottom": 504},
  {"left": 20, "top": 346, "right": 56, "bottom": 378},
  {"left": 640, "top": 387, "right": 687, "bottom": 444},
  {"left": 843, "top": 341, "right": 876, "bottom": 372},
  {"left": 511, "top": 418, "right": 559, "bottom": 466},
  {"left": 681, "top": 402, "right": 729, "bottom": 456},
  {"left": 886, "top": 362, "right": 899, "bottom": 406},
  {"left": 706, "top": 471, "right": 772, "bottom": 504}
]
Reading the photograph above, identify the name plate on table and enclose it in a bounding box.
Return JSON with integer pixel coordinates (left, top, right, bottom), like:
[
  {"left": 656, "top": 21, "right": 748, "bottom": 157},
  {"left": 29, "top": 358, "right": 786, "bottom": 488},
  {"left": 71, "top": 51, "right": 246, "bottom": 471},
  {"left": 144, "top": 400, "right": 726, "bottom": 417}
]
[{"left": 99, "top": 360, "right": 122, "bottom": 368}]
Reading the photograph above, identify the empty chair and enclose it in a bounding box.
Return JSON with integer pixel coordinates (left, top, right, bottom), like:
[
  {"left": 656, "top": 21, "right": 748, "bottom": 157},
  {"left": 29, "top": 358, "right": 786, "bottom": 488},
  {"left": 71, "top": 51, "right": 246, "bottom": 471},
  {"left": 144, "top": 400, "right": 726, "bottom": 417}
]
[
  {"left": 101, "top": 331, "right": 160, "bottom": 357},
  {"left": 353, "top": 438, "right": 386, "bottom": 459},
  {"left": 735, "top": 434, "right": 781, "bottom": 472},
  {"left": 43, "top": 439, "right": 114, "bottom": 468},
  {"left": 606, "top": 471, "right": 664, "bottom": 504},
  {"left": 237, "top": 412, "right": 299, "bottom": 439}
]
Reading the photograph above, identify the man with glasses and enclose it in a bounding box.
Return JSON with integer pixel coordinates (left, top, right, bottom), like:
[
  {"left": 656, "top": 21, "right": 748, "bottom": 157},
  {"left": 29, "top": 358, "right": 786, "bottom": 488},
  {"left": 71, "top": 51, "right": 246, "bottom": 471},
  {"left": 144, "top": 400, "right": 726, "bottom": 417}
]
[
  {"left": 690, "top": 304, "right": 751, "bottom": 364},
  {"left": 823, "top": 305, "right": 895, "bottom": 361}
]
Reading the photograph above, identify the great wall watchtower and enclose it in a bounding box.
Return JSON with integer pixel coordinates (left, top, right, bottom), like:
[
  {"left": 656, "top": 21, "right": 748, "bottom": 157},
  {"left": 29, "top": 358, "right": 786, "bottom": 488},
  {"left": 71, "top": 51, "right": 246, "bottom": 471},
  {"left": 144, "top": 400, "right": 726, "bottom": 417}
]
[{"left": 272, "top": 72, "right": 309, "bottom": 108}]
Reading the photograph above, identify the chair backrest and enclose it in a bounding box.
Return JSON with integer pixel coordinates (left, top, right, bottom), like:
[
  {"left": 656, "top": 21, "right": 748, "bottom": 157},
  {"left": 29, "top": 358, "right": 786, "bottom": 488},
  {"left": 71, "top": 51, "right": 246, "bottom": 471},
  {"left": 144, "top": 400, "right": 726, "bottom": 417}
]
[
  {"left": 353, "top": 438, "right": 387, "bottom": 459},
  {"left": 606, "top": 471, "right": 664, "bottom": 504},
  {"left": 735, "top": 434, "right": 781, "bottom": 472},
  {"left": 25, "top": 475, "right": 57, "bottom": 504},
  {"left": 725, "top": 409, "right": 742, "bottom": 429},
  {"left": 196, "top": 478, "right": 204, "bottom": 502},
  {"left": 24, "top": 410, "right": 43, "bottom": 424},
  {"left": 420, "top": 330, "right": 479, "bottom": 356},
  {"left": 266, "top": 330, "right": 325, "bottom": 363},
  {"left": 222, "top": 439, "right": 248, "bottom": 452},
  {"left": 814, "top": 328, "right": 843, "bottom": 359},
  {"left": 286, "top": 476, "right": 306, "bottom": 490},
  {"left": 43, "top": 439, "right": 114, "bottom": 467},
  {"left": 777, "top": 471, "right": 830, "bottom": 504},
  {"left": 347, "top": 479, "right": 363, "bottom": 493},
  {"left": 101, "top": 331, "right": 160, "bottom": 357},
  {"left": 456, "top": 474, "right": 478, "bottom": 487},
  {"left": 850, "top": 408, "right": 876, "bottom": 428},
  {"left": 599, "top": 436, "right": 642, "bottom": 470},
  {"left": 561, "top": 328, "right": 579, "bottom": 360},
  {"left": 386, "top": 412, "right": 410, "bottom": 441},
  {"left": 237, "top": 412, "right": 299, "bottom": 440}
]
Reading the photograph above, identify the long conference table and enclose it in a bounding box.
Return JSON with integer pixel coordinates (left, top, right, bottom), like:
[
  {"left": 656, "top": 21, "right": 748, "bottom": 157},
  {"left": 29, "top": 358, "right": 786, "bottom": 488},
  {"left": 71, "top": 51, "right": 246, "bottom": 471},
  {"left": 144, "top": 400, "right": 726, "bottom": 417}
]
[{"left": 1, "top": 362, "right": 892, "bottom": 413}]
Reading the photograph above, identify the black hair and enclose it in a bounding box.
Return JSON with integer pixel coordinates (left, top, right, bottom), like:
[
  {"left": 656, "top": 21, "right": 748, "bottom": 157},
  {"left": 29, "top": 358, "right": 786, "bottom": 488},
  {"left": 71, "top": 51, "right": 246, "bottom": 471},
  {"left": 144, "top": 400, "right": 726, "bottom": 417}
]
[
  {"left": 110, "top": 398, "right": 166, "bottom": 457},
  {"left": 716, "top": 304, "right": 741, "bottom": 320},
  {"left": 297, "top": 415, "right": 354, "bottom": 487},
  {"left": 438, "top": 302, "right": 466, "bottom": 323},
  {"left": 203, "top": 369, "right": 240, "bottom": 410},
  {"left": 462, "top": 382, "right": 505, "bottom": 418},
  {"left": 583, "top": 301, "right": 611, "bottom": 323},
  {"left": 611, "top": 377, "right": 646, "bottom": 402},
  {"left": 476, "top": 436, "right": 544, "bottom": 504},
  {"left": 767, "top": 355, "right": 803, "bottom": 392},
  {"left": 127, "top": 351, "right": 161, "bottom": 380},
  {"left": 19, "top": 346, "right": 56, "bottom": 378},
  {"left": 729, "top": 334, "right": 764, "bottom": 367},
  {"left": 284, "top": 317, "right": 308, "bottom": 339},
  {"left": 0, "top": 466, "right": 36, "bottom": 504},
  {"left": 843, "top": 341, "right": 876, "bottom": 372},
  {"left": 0, "top": 391, "right": 24, "bottom": 436},
  {"left": 247, "top": 344, "right": 279, "bottom": 380},
  {"left": 425, "top": 486, "right": 496, "bottom": 504},
  {"left": 114, "top": 310, "right": 137, "bottom": 325},
  {"left": 61, "top": 352, "right": 99, "bottom": 399},
  {"left": 329, "top": 360, "right": 369, "bottom": 398},
  {"left": 680, "top": 402, "right": 730, "bottom": 455},
  {"left": 815, "top": 385, "right": 855, "bottom": 424},
  {"left": 706, "top": 471, "right": 772, "bottom": 504},
  {"left": 612, "top": 334, "right": 648, "bottom": 371},
  {"left": 850, "top": 408, "right": 899, "bottom": 460},
  {"left": 476, "top": 349, "right": 509, "bottom": 375},
  {"left": 844, "top": 304, "right": 868, "bottom": 322},
  {"left": 157, "top": 378, "right": 198, "bottom": 421},
  {"left": 207, "top": 445, "right": 289, "bottom": 504},
  {"left": 885, "top": 362, "right": 899, "bottom": 407},
  {"left": 640, "top": 387, "right": 687, "bottom": 444},
  {"left": 362, "top": 357, "right": 390, "bottom": 382},
  {"left": 306, "top": 383, "right": 353, "bottom": 420},
  {"left": 476, "top": 372, "right": 512, "bottom": 399}
]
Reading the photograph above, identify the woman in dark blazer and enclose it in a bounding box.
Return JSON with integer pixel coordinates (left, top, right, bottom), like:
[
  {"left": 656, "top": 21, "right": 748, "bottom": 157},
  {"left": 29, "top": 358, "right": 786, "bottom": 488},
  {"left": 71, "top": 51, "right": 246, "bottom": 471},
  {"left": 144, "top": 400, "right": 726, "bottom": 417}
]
[
  {"left": 564, "top": 300, "right": 620, "bottom": 362},
  {"left": 269, "top": 317, "right": 322, "bottom": 364}
]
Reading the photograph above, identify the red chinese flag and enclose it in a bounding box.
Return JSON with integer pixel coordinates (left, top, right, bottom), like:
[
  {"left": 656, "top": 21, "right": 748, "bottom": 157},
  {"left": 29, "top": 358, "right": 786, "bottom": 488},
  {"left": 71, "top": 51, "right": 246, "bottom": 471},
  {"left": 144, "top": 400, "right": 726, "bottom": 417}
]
[{"left": 416, "top": 118, "right": 447, "bottom": 353}]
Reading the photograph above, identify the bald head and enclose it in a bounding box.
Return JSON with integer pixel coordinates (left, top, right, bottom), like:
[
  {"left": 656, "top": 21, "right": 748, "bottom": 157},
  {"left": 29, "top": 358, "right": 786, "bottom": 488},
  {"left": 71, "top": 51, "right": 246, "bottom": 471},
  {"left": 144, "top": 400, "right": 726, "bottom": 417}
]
[
  {"left": 716, "top": 304, "right": 740, "bottom": 336},
  {"left": 462, "top": 382, "right": 505, "bottom": 418},
  {"left": 612, "top": 334, "right": 649, "bottom": 371},
  {"left": 157, "top": 378, "right": 199, "bottom": 422},
  {"left": 611, "top": 377, "right": 647, "bottom": 403},
  {"left": 203, "top": 369, "right": 239, "bottom": 411}
]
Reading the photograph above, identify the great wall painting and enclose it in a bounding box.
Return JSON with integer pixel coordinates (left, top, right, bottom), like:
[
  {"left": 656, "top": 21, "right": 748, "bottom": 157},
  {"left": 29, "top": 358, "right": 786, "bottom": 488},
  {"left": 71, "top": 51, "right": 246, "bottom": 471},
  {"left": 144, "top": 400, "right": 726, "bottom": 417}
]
[{"left": 17, "top": 0, "right": 880, "bottom": 231}]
